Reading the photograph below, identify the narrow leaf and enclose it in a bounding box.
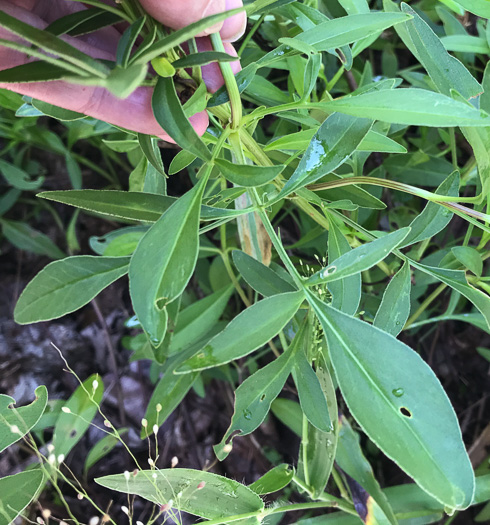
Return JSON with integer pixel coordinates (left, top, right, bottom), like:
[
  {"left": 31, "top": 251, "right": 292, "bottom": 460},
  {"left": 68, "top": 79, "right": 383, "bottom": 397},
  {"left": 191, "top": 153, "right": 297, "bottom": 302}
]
[
  {"left": 249, "top": 464, "right": 294, "bottom": 495},
  {"left": 215, "top": 158, "right": 284, "bottom": 187},
  {"left": 374, "top": 262, "right": 411, "bottom": 337},
  {"left": 152, "top": 77, "right": 211, "bottom": 161},
  {"left": 14, "top": 256, "right": 129, "bottom": 324},
  {"left": 0, "top": 470, "right": 44, "bottom": 525},
  {"left": 307, "top": 227, "right": 410, "bottom": 286},
  {"left": 176, "top": 291, "right": 304, "bottom": 373},
  {"left": 96, "top": 469, "right": 264, "bottom": 519},
  {"left": 129, "top": 178, "right": 206, "bottom": 346}
]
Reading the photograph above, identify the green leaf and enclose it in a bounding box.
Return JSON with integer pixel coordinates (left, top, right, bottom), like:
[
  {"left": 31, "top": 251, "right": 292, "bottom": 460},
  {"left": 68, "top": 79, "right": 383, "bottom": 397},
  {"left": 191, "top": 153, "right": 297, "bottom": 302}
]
[
  {"left": 249, "top": 464, "right": 294, "bottom": 495},
  {"left": 31, "top": 99, "right": 85, "bottom": 121},
  {"left": 152, "top": 78, "right": 211, "bottom": 161},
  {"left": 46, "top": 7, "right": 121, "bottom": 37},
  {"left": 138, "top": 134, "right": 166, "bottom": 178},
  {"left": 297, "top": 353, "right": 338, "bottom": 498},
  {"left": 142, "top": 372, "right": 198, "bottom": 438},
  {"left": 173, "top": 51, "right": 237, "bottom": 69},
  {"left": 232, "top": 250, "right": 295, "bottom": 297},
  {"left": 0, "top": 10, "right": 108, "bottom": 78},
  {"left": 452, "top": 246, "right": 483, "bottom": 277},
  {"left": 327, "top": 217, "right": 361, "bottom": 315},
  {"left": 397, "top": 3, "right": 482, "bottom": 100},
  {"left": 357, "top": 131, "right": 407, "bottom": 154},
  {"left": 315, "top": 89, "right": 490, "bottom": 127},
  {"left": 53, "top": 374, "right": 104, "bottom": 458},
  {"left": 449, "top": 0, "right": 490, "bottom": 18},
  {"left": 0, "top": 159, "right": 43, "bottom": 190},
  {"left": 176, "top": 291, "right": 304, "bottom": 373},
  {"left": 0, "top": 62, "right": 70, "bottom": 83},
  {"left": 214, "top": 341, "right": 296, "bottom": 460},
  {"left": 116, "top": 16, "right": 146, "bottom": 68},
  {"left": 412, "top": 261, "right": 490, "bottom": 330},
  {"left": 441, "top": 35, "right": 490, "bottom": 54},
  {"left": 308, "top": 293, "right": 475, "bottom": 510},
  {"left": 0, "top": 386, "right": 48, "bottom": 453},
  {"left": 278, "top": 113, "right": 373, "bottom": 198},
  {"left": 38, "top": 190, "right": 176, "bottom": 222},
  {"left": 96, "top": 468, "right": 264, "bottom": 519},
  {"left": 293, "top": 350, "right": 332, "bottom": 432},
  {"left": 14, "top": 256, "right": 130, "bottom": 324},
  {"left": 401, "top": 171, "right": 459, "bottom": 247},
  {"left": 336, "top": 415, "right": 397, "bottom": 525},
  {"left": 1, "top": 220, "right": 65, "bottom": 259},
  {"left": 208, "top": 63, "right": 259, "bottom": 107},
  {"left": 84, "top": 428, "right": 128, "bottom": 474},
  {"left": 292, "top": 12, "right": 412, "bottom": 52},
  {"left": 374, "top": 262, "right": 411, "bottom": 337},
  {"left": 129, "top": 178, "right": 206, "bottom": 346},
  {"left": 167, "top": 285, "right": 234, "bottom": 355},
  {"left": 307, "top": 227, "right": 410, "bottom": 286},
  {"left": 270, "top": 398, "right": 303, "bottom": 437},
  {"left": 215, "top": 159, "right": 284, "bottom": 187},
  {"left": 0, "top": 470, "right": 44, "bottom": 525},
  {"left": 104, "top": 63, "right": 148, "bottom": 99}
]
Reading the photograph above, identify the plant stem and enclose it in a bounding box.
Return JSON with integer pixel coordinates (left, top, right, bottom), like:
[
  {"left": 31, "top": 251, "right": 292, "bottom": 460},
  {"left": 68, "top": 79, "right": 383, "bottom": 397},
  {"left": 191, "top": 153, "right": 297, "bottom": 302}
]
[
  {"left": 238, "top": 14, "right": 266, "bottom": 56},
  {"left": 210, "top": 33, "right": 242, "bottom": 128}
]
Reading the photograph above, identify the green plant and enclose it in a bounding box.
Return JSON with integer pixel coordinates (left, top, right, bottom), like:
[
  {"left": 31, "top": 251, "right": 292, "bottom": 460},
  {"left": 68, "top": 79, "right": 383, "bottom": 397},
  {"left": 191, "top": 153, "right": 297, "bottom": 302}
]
[{"left": 1, "top": 0, "right": 490, "bottom": 524}]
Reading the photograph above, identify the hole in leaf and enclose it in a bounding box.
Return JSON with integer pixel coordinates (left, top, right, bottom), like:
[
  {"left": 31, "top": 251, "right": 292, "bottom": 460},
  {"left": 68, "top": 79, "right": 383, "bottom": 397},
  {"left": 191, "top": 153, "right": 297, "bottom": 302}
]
[
  {"left": 70, "top": 429, "right": 77, "bottom": 437},
  {"left": 260, "top": 394, "right": 266, "bottom": 401},
  {"left": 155, "top": 297, "right": 168, "bottom": 310},
  {"left": 400, "top": 407, "right": 412, "bottom": 418}
]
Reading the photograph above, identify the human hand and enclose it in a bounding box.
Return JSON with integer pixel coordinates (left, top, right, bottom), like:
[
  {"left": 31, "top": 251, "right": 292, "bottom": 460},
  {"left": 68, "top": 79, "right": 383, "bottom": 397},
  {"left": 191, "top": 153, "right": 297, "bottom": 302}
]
[{"left": 0, "top": 0, "right": 245, "bottom": 138}]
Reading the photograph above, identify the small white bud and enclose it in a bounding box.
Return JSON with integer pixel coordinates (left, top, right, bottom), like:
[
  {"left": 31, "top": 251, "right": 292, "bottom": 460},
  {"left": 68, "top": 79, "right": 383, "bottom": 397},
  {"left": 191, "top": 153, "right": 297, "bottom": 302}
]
[
  {"left": 171, "top": 456, "right": 178, "bottom": 468},
  {"left": 153, "top": 424, "right": 158, "bottom": 435},
  {"left": 48, "top": 454, "right": 56, "bottom": 465},
  {"left": 10, "top": 424, "right": 21, "bottom": 434},
  {"left": 167, "top": 499, "right": 173, "bottom": 508},
  {"left": 223, "top": 443, "right": 233, "bottom": 453},
  {"left": 92, "top": 379, "right": 99, "bottom": 391},
  {"left": 137, "top": 522, "right": 144, "bottom": 525},
  {"left": 103, "top": 419, "right": 112, "bottom": 428},
  {"left": 124, "top": 470, "right": 130, "bottom": 481},
  {"left": 177, "top": 491, "right": 183, "bottom": 499},
  {"left": 61, "top": 406, "right": 71, "bottom": 414},
  {"left": 47, "top": 443, "right": 55, "bottom": 453},
  {"left": 148, "top": 458, "right": 154, "bottom": 466},
  {"left": 41, "top": 509, "right": 51, "bottom": 519},
  {"left": 57, "top": 454, "right": 65, "bottom": 464},
  {"left": 89, "top": 517, "right": 100, "bottom": 525},
  {"left": 60, "top": 521, "right": 69, "bottom": 525},
  {"left": 36, "top": 517, "right": 45, "bottom": 524},
  {"left": 156, "top": 403, "right": 162, "bottom": 413},
  {"left": 152, "top": 473, "right": 157, "bottom": 479},
  {"left": 77, "top": 493, "right": 84, "bottom": 500},
  {"left": 141, "top": 418, "right": 148, "bottom": 428},
  {"left": 121, "top": 506, "right": 129, "bottom": 516}
]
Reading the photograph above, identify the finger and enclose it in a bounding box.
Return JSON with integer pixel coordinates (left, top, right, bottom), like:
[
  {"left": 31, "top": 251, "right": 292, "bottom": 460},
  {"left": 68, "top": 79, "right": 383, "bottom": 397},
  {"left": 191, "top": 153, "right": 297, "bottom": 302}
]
[
  {"left": 0, "top": 81, "right": 209, "bottom": 139},
  {"left": 139, "top": 0, "right": 225, "bottom": 36},
  {"left": 221, "top": 0, "right": 246, "bottom": 42},
  {"left": 198, "top": 37, "right": 241, "bottom": 93}
]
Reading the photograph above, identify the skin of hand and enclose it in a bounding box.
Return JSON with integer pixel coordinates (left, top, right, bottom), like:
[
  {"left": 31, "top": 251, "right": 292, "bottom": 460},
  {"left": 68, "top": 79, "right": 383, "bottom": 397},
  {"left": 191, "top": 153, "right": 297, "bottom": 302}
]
[{"left": 0, "top": 0, "right": 245, "bottom": 138}]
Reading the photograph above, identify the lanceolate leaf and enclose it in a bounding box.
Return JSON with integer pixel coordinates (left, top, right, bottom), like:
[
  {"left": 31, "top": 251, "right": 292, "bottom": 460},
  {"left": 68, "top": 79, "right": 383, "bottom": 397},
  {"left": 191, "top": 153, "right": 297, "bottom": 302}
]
[
  {"left": 14, "top": 256, "right": 130, "bottom": 324},
  {"left": 448, "top": 0, "right": 490, "bottom": 18},
  {"left": 401, "top": 171, "right": 459, "bottom": 247},
  {"left": 374, "top": 262, "right": 411, "bottom": 337},
  {"left": 0, "top": 470, "right": 45, "bottom": 525},
  {"left": 315, "top": 89, "right": 490, "bottom": 127},
  {"left": 308, "top": 292, "right": 475, "bottom": 510},
  {"left": 278, "top": 113, "right": 373, "bottom": 198},
  {"left": 293, "top": 350, "right": 332, "bottom": 432},
  {"left": 232, "top": 250, "right": 295, "bottom": 297},
  {"left": 327, "top": 217, "right": 361, "bottom": 315},
  {"left": 0, "top": 386, "right": 48, "bottom": 453},
  {"left": 96, "top": 469, "right": 264, "bottom": 519},
  {"left": 336, "top": 416, "right": 397, "bottom": 525},
  {"left": 214, "top": 343, "right": 296, "bottom": 460},
  {"left": 412, "top": 262, "right": 490, "bottom": 330},
  {"left": 307, "top": 227, "right": 410, "bottom": 286},
  {"left": 249, "top": 464, "right": 294, "bottom": 495},
  {"left": 129, "top": 177, "right": 206, "bottom": 346},
  {"left": 176, "top": 291, "right": 304, "bottom": 373},
  {"left": 53, "top": 374, "right": 104, "bottom": 458},
  {"left": 293, "top": 12, "right": 412, "bottom": 52},
  {"left": 215, "top": 159, "right": 285, "bottom": 187},
  {"left": 152, "top": 77, "right": 211, "bottom": 161}
]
